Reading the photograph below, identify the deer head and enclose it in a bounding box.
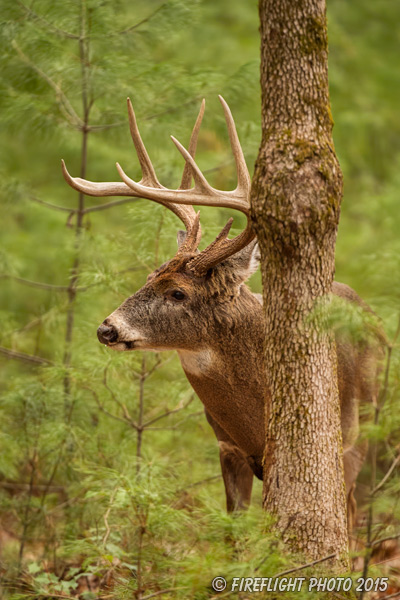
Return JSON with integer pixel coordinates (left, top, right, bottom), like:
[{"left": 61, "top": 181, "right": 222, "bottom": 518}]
[{"left": 62, "top": 97, "right": 259, "bottom": 353}]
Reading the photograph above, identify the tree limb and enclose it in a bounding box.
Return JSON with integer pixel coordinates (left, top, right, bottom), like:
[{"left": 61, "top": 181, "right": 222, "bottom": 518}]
[
  {"left": 12, "top": 41, "right": 83, "bottom": 128},
  {"left": 142, "top": 394, "right": 195, "bottom": 428},
  {"left": 16, "top": 0, "right": 79, "bottom": 39},
  {"left": 29, "top": 194, "right": 76, "bottom": 213},
  {"left": 83, "top": 198, "right": 140, "bottom": 214},
  {"left": 371, "top": 532, "right": 400, "bottom": 548},
  {"left": 0, "top": 346, "right": 52, "bottom": 366},
  {"left": 373, "top": 452, "right": 400, "bottom": 495},
  {"left": 256, "top": 550, "right": 336, "bottom": 574},
  {"left": 118, "top": 3, "right": 166, "bottom": 35},
  {"left": 1, "top": 274, "right": 71, "bottom": 291}
]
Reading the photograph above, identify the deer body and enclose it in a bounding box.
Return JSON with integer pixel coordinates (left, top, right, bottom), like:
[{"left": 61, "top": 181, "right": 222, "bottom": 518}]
[
  {"left": 63, "top": 97, "right": 381, "bottom": 525},
  {"left": 99, "top": 248, "right": 378, "bottom": 520}
]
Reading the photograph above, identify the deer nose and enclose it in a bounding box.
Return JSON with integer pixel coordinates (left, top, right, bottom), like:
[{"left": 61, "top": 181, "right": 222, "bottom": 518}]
[{"left": 97, "top": 323, "right": 118, "bottom": 344}]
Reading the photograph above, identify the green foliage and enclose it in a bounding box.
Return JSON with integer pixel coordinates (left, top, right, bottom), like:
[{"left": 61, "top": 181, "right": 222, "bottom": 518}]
[{"left": 0, "top": 0, "right": 399, "bottom": 598}]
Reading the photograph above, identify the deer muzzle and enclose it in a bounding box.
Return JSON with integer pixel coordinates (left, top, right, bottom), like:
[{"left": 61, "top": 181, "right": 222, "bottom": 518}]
[{"left": 97, "top": 322, "right": 118, "bottom": 345}]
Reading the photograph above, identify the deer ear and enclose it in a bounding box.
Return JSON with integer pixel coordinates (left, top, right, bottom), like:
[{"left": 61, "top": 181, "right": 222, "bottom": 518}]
[
  {"left": 177, "top": 230, "right": 187, "bottom": 249},
  {"left": 222, "top": 239, "right": 260, "bottom": 283}
]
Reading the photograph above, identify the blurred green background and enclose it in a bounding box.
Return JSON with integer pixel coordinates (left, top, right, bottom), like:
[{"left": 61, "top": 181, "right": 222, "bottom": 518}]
[{"left": 0, "top": 0, "right": 399, "bottom": 598}]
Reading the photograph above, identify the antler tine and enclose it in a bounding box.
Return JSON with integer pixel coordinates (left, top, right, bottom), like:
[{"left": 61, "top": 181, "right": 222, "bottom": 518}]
[
  {"left": 180, "top": 99, "right": 205, "bottom": 190},
  {"left": 63, "top": 96, "right": 255, "bottom": 271},
  {"left": 187, "top": 218, "right": 255, "bottom": 275},
  {"left": 218, "top": 95, "right": 251, "bottom": 195},
  {"left": 61, "top": 159, "right": 133, "bottom": 197},
  {"left": 127, "top": 98, "right": 160, "bottom": 187},
  {"left": 127, "top": 97, "right": 201, "bottom": 242},
  {"left": 170, "top": 136, "right": 215, "bottom": 196},
  {"left": 117, "top": 97, "right": 255, "bottom": 274},
  {"left": 177, "top": 211, "right": 201, "bottom": 254},
  {"left": 62, "top": 100, "right": 205, "bottom": 245},
  {"left": 175, "top": 99, "right": 205, "bottom": 251},
  {"left": 185, "top": 96, "right": 254, "bottom": 274}
]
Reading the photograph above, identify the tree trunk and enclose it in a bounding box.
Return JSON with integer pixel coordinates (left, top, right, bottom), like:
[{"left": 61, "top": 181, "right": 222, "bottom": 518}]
[{"left": 251, "top": 0, "right": 349, "bottom": 566}]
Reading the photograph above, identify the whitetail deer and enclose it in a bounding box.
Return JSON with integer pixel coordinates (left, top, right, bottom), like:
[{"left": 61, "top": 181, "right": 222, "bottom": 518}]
[{"left": 62, "top": 97, "right": 382, "bottom": 528}]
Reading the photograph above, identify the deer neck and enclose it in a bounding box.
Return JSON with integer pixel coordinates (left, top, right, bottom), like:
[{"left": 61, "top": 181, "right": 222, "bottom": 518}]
[
  {"left": 177, "top": 290, "right": 266, "bottom": 459},
  {"left": 177, "top": 288, "right": 264, "bottom": 378}
]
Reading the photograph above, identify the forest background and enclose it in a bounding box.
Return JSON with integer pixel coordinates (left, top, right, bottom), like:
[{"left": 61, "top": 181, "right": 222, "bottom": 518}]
[{"left": 0, "top": 0, "right": 399, "bottom": 598}]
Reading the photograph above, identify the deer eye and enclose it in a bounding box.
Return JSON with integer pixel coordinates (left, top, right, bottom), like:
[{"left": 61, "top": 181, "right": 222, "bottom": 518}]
[{"left": 171, "top": 290, "right": 186, "bottom": 301}]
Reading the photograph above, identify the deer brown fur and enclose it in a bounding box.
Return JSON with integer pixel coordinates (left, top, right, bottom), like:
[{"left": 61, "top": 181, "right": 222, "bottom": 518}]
[
  {"left": 62, "top": 97, "right": 383, "bottom": 529},
  {"left": 97, "top": 242, "right": 381, "bottom": 528}
]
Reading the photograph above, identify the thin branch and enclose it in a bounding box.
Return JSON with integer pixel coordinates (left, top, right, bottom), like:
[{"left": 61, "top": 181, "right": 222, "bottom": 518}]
[
  {"left": 103, "top": 364, "right": 139, "bottom": 429},
  {"left": 2, "top": 266, "right": 145, "bottom": 294},
  {"left": 46, "top": 489, "right": 87, "bottom": 516},
  {"left": 273, "top": 553, "right": 336, "bottom": 577},
  {"left": 83, "top": 198, "right": 140, "bottom": 214},
  {"left": 143, "top": 96, "right": 203, "bottom": 122},
  {"left": 12, "top": 41, "right": 83, "bottom": 128},
  {"left": 373, "top": 452, "right": 400, "bottom": 495},
  {"left": 0, "top": 345, "right": 52, "bottom": 366},
  {"left": 144, "top": 356, "right": 163, "bottom": 379},
  {"left": 175, "top": 475, "right": 221, "bottom": 494},
  {"left": 118, "top": 3, "right": 166, "bottom": 35},
  {"left": 146, "top": 410, "right": 203, "bottom": 430},
  {"left": 16, "top": 0, "right": 79, "bottom": 39},
  {"left": 28, "top": 194, "right": 77, "bottom": 213},
  {"left": 87, "top": 120, "right": 126, "bottom": 131},
  {"left": 142, "top": 394, "right": 195, "bottom": 428},
  {"left": 29, "top": 194, "right": 147, "bottom": 216},
  {"left": 256, "top": 551, "right": 336, "bottom": 574},
  {"left": 11, "top": 314, "right": 44, "bottom": 335},
  {"left": 1, "top": 274, "right": 71, "bottom": 291},
  {"left": 371, "top": 532, "right": 400, "bottom": 548},
  {"left": 0, "top": 481, "right": 64, "bottom": 493},
  {"left": 83, "top": 385, "right": 139, "bottom": 431}
]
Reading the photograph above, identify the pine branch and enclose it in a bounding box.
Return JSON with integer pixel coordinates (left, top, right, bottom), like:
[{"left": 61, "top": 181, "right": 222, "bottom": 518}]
[
  {"left": 271, "top": 553, "right": 336, "bottom": 577},
  {"left": 1, "top": 274, "right": 71, "bottom": 291},
  {"left": 143, "top": 95, "right": 203, "bottom": 122},
  {"left": 2, "top": 267, "right": 144, "bottom": 294},
  {"left": 88, "top": 121, "right": 126, "bottom": 131},
  {"left": 0, "top": 346, "right": 52, "bottom": 366},
  {"left": 372, "top": 452, "right": 400, "bottom": 495},
  {"left": 0, "top": 481, "right": 64, "bottom": 493},
  {"left": 143, "top": 394, "right": 195, "bottom": 428},
  {"left": 16, "top": 0, "right": 79, "bottom": 39},
  {"left": 12, "top": 41, "right": 83, "bottom": 128},
  {"left": 29, "top": 194, "right": 142, "bottom": 216},
  {"left": 371, "top": 532, "right": 400, "bottom": 548},
  {"left": 83, "top": 198, "right": 140, "bottom": 213},
  {"left": 176, "top": 475, "right": 221, "bottom": 493},
  {"left": 118, "top": 3, "right": 166, "bottom": 35},
  {"left": 29, "top": 194, "right": 76, "bottom": 213},
  {"left": 146, "top": 410, "right": 203, "bottom": 430}
]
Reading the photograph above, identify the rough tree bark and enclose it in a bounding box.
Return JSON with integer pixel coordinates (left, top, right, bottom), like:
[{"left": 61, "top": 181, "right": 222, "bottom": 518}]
[{"left": 251, "top": 0, "right": 349, "bottom": 567}]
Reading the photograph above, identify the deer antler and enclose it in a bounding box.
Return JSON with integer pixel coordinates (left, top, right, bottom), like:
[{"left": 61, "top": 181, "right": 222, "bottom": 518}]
[
  {"left": 62, "top": 96, "right": 255, "bottom": 273},
  {"left": 62, "top": 98, "right": 205, "bottom": 251}
]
